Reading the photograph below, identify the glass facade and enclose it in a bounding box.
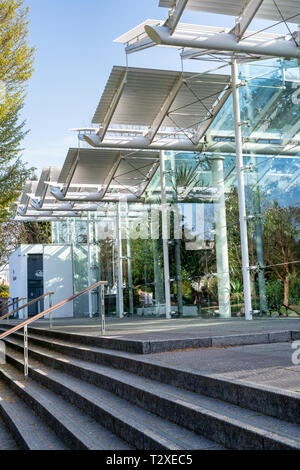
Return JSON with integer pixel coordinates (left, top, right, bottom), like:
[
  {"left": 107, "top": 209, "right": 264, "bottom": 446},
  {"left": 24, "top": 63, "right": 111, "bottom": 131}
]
[{"left": 52, "top": 58, "right": 300, "bottom": 319}]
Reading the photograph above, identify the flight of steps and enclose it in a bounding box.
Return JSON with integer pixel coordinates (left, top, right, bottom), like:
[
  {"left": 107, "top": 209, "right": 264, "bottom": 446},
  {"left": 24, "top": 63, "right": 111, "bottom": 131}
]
[{"left": 0, "top": 324, "right": 299, "bottom": 451}]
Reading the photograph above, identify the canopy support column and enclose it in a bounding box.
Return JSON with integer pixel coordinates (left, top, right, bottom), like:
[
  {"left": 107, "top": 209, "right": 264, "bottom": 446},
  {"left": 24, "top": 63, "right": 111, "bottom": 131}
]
[
  {"left": 160, "top": 152, "right": 172, "bottom": 319},
  {"left": 126, "top": 205, "right": 134, "bottom": 316},
  {"left": 251, "top": 155, "right": 268, "bottom": 315},
  {"left": 231, "top": 59, "right": 252, "bottom": 321},
  {"left": 210, "top": 156, "right": 231, "bottom": 318},
  {"left": 87, "top": 213, "right": 93, "bottom": 318},
  {"left": 116, "top": 202, "right": 124, "bottom": 318}
]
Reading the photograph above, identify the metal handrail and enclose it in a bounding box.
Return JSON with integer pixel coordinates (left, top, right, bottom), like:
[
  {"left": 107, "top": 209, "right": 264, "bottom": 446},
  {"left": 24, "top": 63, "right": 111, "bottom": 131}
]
[
  {"left": 0, "top": 292, "right": 55, "bottom": 322},
  {"left": 7, "top": 298, "right": 27, "bottom": 310},
  {"left": 0, "top": 280, "right": 107, "bottom": 380}
]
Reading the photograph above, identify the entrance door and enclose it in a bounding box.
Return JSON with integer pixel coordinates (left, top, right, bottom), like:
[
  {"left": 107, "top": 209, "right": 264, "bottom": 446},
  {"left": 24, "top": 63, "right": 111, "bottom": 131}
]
[{"left": 27, "top": 254, "right": 44, "bottom": 317}]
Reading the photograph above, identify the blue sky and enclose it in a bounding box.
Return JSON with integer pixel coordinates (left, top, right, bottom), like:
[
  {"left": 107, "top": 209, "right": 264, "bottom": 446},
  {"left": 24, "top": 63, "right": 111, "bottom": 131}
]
[{"left": 21, "top": 0, "right": 289, "bottom": 173}]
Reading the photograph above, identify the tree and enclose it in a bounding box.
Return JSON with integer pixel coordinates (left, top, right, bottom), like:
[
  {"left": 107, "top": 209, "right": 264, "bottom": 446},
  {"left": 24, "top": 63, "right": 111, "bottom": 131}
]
[
  {"left": 0, "top": 219, "right": 52, "bottom": 268},
  {"left": 0, "top": 0, "right": 35, "bottom": 262},
  {"left": 18, "top": 221, "right": 52, "bottom": 245},
  {"left": 0, "top": 0, "right": 35, "bottom": 121},
  {"left": 263, "top": 203, "right": 300, "bottom": 306},
  {"left": 0, "top": 104, "right": 34, "bottom": 221}
]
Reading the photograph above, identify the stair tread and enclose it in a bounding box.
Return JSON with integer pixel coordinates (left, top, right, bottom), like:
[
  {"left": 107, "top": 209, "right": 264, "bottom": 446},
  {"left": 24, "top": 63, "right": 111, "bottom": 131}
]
[
  {"left": 9, "top": 328, "right": 300, "bottom": 398},
  {"left": 0, "top": 374, "right": 67, "bottom": 450},
  {"left": 0, "top": 363, "right": 132, "bottom": 450},
  {"left": 0, "top": 414, "right": 19, "bottom": 450},
  {"left": 4, "top": 345, "right": 223, "bottom": 450},
  {"left": 4, "top": 335, "right": 300, "bottom": 447}
]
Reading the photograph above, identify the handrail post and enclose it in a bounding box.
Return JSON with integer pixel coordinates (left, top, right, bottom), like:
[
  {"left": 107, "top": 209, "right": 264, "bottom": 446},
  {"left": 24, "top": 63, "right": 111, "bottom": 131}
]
[
  {"left": 100, "top": 284, "right": 105, "bottom": 335},
  {"left": 49, "top": 293, "right": 53, "bottom": 329},
  {"left": 21, "top": 298, "right": 27, "bottom": 320},
  {"left": 24, "top": 325, "right": 28, "bottom": 381}
]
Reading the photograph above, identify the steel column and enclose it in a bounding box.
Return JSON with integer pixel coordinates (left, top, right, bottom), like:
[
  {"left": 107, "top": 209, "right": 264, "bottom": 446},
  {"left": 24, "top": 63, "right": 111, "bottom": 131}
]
[
  {"left": 231, "top": 59, "right": 252, "bottom": 321},
  {"left": 116, "top": 202, "right": 124, "bottom": 318},
  {"left": 160, "top": 152, "right": 172, "bottom": 319},
  {"left": 251, "top": 155, "right": 268, "bottom": 315},
  {"left": 210, "top": 156, "right": 231, "bottom": 318},
  {"left": 87, "top": 213, "right": 93, "bottom": 318},
  {"left": 126, "top": 205, "right": 134, "bottom": 316}
]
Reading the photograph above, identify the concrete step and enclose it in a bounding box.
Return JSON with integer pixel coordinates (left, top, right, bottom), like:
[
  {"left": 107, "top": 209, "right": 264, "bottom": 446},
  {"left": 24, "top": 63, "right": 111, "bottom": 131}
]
[
  {"left": 3, "top": 336, "right": 300, "bottom": 450},
  {"left": 0, "top": 374, "right": 66, "bottom": 450},
  {"left": 2, "top": 345, "right": 221, "bottom": 451},
  {"left": 1, "top": 327, "right": 299, "bottom": 426},
  {"left": 0, "top": 414, "right": 19, "bottom": 450},
  {"left": 2, "top": 322, "right": 297, "bottom": 355},
  {"left": 0, "top": 363, "right": 132, "bottom": 450}
]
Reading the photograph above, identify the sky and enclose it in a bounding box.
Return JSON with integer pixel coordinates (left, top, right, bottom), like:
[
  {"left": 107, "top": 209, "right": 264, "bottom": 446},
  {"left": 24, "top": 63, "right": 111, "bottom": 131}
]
[{"left": 21, "top": 0, "right": 289, "bottom": 173}]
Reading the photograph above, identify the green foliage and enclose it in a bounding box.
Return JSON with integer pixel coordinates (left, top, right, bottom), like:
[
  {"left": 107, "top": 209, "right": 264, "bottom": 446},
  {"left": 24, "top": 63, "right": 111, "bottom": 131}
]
[
  {"left": 230, "top": 279, "right": 244, "bottom": 303},
  {"left": 0, "top": 0, "right": 35, "bottom": 262},
  {"left": 173, "top": 279, "right": 193, "bottom": 302},
  {"left": 0, "top": 105, "right": 34, "bottom": 221},
  {"left": 266, "top": 279, "right": 283, "bottom": 312},
  {"left": 0, "top": 283, "right": 9, "bottom": 298},
  {"left": 263, "top": 203, "right": 300, "bottom": 305},
  {"left": 18, "top": 221, "right": 52, "bottom": 244},
  {"left": 0, "top": 0, "right": 35, "bottom": 121},
  {"left": 0, "top": 283, "right": 8, "bottom": 294},
  {"left": 225, "top": 188, "right": 243, "bottom": 281},
  {"left": 172, "top": 164, "right": 199, "bottom": 194},
  {"left": 0, "top": 291, "right": 9, "bottom": 298},
  {"left": 289, "top": 274, "right": 300, "bottom": 305},
  {"left": 131, "top": 238, "right": 155, "bottom": 287}
]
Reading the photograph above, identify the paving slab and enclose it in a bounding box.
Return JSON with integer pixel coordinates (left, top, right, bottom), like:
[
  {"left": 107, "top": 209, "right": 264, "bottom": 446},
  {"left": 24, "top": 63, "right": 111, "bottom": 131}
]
[
  {"left": 141, "top": 342, "right": 300, "bottom": 395},
  {"left": 26, "top": 317, "right": 300, "bottom": 341}
]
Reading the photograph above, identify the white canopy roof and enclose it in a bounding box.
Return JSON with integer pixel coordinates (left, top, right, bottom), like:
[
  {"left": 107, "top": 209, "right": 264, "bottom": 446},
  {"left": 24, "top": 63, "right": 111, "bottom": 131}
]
[
  {"left": 91, "top": 65, "right": 230, "bottom": 146},
  {"left": 158, "top": 0, "right": 300, "bottom": 24}
]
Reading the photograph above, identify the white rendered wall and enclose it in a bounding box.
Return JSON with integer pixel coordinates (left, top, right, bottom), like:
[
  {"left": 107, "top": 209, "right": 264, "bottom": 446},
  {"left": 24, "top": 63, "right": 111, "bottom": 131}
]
[
  {"left": 43, "top": 245, "right": 74, "bottom": 318},
  {"left": 9, "top": 245, "right": 43, "bottom": 318}
]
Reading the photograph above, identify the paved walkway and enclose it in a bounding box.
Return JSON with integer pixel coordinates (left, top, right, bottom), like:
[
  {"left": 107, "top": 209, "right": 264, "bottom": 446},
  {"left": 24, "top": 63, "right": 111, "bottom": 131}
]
[
  {"left": 141, "top": 342, "right": 300, "bottom": 394},
  {"left": 44, "top": 316, "right": 300, "bottom": 340}
]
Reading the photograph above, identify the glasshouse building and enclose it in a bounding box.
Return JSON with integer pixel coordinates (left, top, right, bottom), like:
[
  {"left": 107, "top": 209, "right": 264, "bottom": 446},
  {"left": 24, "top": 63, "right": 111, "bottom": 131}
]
[{"left": 10, "top": 3, "right": 300, "bottom": 323}]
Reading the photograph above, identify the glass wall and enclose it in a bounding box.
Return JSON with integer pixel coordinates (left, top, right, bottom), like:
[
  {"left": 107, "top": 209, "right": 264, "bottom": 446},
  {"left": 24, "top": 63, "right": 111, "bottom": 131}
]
[{"left": 51, "top": 58, "right": 299, "bottom": 319}]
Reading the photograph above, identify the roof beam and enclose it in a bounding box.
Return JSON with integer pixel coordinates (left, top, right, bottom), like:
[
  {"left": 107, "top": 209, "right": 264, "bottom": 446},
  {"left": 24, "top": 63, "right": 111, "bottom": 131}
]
[
  {"left": 144, "top": 74, "right": 183, "bottom": 143},
  {"left": 136, "top": 160, "right": 160, "bottom": 197},
  {"left": 83, "top": 133, "right": 300, "bottom": 155},
  {"left": 231, "top": 0, "right": 264, "bottom": 41},
  {"left": 38, "top": 168, "right": 51, "bottom": 207},
  {"left": 192, "top": 87, "right": 232, "bottom": 143},
  {"left": 101, "top": 151, "right": 123, "bottom": 199},
  {"left": 144, "top": 25, "right": 300, "bottom": 59},
  {"left": 50, "top": 187, "right": 143, "bottom": 203},
  {"left": 97, "top": 71, "right": 127, "bottom": 141},
  {"left": 31, "top": 202, "right": 103, "bottom": 212},
  {"left": 125, "top": 37, "right": 156, "bottom": 55},
  {"left": 165, "top": 0, "right": 188, "bottom": 35},
  {"left": 50, "top": 152, "right": 124, "bottom": 203},
  {"left": 62, "top": 152, "right": 79, "bottom": 196},
  {"left": 30, "top": 201, "right": 74, "bottom": 212}
]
